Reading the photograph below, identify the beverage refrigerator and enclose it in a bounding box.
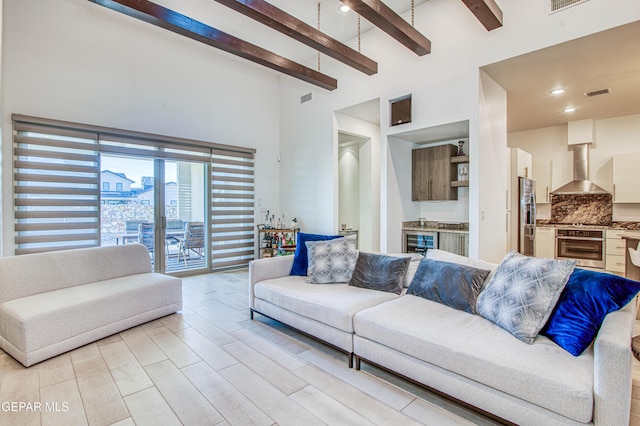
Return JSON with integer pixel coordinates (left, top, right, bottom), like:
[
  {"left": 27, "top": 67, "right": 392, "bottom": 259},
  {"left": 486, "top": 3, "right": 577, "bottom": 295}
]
[{"left": 518, "top": 177, "right": 536, "bottom": 256}]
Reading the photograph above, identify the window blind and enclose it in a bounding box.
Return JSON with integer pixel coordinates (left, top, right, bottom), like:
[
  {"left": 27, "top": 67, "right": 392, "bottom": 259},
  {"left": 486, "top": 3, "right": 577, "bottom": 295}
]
[
  {"left": 13, "top": 120, "right": 100, "bottom": 255},
  {"left": 13, "top": 114, "right": 256, "bottom": 269},
  {"left": 211, "top": 149, "right": 255, "bottom": 270}
]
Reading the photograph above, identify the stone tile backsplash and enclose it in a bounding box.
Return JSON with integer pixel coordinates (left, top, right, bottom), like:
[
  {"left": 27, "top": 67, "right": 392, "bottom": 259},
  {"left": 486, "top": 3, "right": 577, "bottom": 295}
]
[{"left": 550, "top": 194, "right": 613, "bottom": 225}]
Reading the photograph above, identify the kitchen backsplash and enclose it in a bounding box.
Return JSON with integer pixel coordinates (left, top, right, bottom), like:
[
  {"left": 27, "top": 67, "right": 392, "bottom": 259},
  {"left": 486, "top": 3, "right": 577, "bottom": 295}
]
[{"left": 550, "top": 194, "right": 613, "bottom": 225}]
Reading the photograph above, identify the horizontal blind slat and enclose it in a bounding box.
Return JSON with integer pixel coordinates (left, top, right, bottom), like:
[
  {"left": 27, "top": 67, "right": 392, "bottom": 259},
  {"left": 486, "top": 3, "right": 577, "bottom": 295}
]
[
  {"left": 14, "top": 173, "right": 99, "bottom": 185},
  {"left": 15, "top": 222, "right": 98, "bottom": 232},
  {"left": 14, "top": 148, "right": 100, "bottom": 163}
]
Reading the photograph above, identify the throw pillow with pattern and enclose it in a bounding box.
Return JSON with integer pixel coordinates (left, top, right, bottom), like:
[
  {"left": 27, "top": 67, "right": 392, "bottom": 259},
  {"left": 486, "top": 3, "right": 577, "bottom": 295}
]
[
  {"left": 306, "top": 235, "right": 358, "bottom": 284},
  {"left": 476, "top": 251, "right": 576, "bottom": 344}
]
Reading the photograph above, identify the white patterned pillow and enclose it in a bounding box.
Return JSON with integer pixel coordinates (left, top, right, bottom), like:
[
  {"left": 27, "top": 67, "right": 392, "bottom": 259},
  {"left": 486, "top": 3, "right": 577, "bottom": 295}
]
[
  {"left": 476, "top": 251, "right": 576, "bottom": 344},
  {"left": 306, "top": 235, "right": 358, "bottom": 284}
]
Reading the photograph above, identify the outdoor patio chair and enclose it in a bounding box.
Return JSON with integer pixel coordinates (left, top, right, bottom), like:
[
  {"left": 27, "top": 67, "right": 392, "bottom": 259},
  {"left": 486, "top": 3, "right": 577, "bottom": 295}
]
[
  {"left": 179, "top": 222, "right": 205, "bottom": 266},
  {"left": 137, "top": 222, "right": 155, "bottom": 260}
]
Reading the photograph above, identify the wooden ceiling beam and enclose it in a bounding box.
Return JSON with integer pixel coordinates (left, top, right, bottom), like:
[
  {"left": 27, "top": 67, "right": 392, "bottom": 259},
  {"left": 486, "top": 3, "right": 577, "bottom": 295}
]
[
  {"left": 88, "top": 0, "right": 338, "bottom": 90},
  {"left": 212, "top": 0, "right": 377, "bottom": 76},
  {"left": 461, "top": 0, "right": 503, "bottom": 31},
  {"left": 339, "top": 0, "right": 431, "bottom": 56}
]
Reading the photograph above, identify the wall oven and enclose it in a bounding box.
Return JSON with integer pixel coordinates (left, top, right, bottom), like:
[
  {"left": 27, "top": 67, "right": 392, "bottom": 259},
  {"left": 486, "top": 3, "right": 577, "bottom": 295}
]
[
  {"left": 555, "top": 228, "right": 605, "bottom": 269},
  {"left": 403, "top": 230, "right": 438, "bottom": 255}
]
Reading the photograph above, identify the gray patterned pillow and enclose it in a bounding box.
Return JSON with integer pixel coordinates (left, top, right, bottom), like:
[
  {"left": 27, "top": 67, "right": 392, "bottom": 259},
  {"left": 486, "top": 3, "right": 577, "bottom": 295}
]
[
  {"left": 476, "top": 251, "right": 576, "bottom": 344},
  {"left": 306, "top": 235, "right": 358, "bottom": 284}
]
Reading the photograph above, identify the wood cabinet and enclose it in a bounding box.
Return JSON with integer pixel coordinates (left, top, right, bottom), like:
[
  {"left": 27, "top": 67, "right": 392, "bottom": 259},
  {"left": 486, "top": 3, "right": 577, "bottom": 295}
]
[
  {"left": 412, "top": 145, "right": 458, "bottom": 201},
  {"left": 534, "top": 226, "right": 555, "bottom": 259},
  {"left": 533, "top": 159, "right": 553, "bottom": 203},
  {"left": 605, "top": 229, "right": 626, "bottom": 275},
  {"left": 438, "top": 232, "right": 469, "bottom": 257},
  {"left": 612, "top": 153, "right": 640, "bottom": 203}
]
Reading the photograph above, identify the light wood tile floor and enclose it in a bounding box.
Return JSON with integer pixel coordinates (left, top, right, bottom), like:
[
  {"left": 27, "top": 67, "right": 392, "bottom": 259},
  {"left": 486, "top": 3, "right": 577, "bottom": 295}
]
[
  {"left": 0, "top": 270, "right": 515, "bottom": 425},
  {"left": 630, "top": 320, "right": 640, "bottom": 426}
]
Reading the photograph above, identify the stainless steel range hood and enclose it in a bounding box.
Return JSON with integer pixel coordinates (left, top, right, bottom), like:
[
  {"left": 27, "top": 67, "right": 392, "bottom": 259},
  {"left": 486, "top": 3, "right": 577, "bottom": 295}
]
[{"left": 551, "top": 143, "right": 609, "bottom": 195}]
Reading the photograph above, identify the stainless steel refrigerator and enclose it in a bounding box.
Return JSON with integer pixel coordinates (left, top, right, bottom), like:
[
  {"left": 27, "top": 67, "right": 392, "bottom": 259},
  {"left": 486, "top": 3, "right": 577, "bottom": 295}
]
[{"left": 518, "top": 177, "right": 536, "bottom": 256}]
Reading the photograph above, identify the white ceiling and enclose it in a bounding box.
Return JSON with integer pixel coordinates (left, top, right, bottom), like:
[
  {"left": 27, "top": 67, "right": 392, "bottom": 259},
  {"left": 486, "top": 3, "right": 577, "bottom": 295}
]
[
  {"left": 161, "top": 0, "right": 429, "bottom": 66},
  {"left": 482, "top": 20, "right": 640, "bottom": 133},
  {"left": 157, "top": 1, "right": 639, "bottom": 135}
]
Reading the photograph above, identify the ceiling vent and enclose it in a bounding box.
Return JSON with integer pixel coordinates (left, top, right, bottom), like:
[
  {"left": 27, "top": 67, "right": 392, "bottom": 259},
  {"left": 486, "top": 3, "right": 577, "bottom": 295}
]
[
  {"left": 585, "top": 88, "right": 611, "bottom": 97},
  {"left": 549, "top": 0, "right": 590, "bottom": 14}
]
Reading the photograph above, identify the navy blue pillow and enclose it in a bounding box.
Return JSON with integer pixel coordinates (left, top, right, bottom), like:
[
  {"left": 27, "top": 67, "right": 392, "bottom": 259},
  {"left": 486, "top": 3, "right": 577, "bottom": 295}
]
[
  {"left": 289, "top": 233, "right": 343, "bottom": 276},
  {"left": 541, "top": 268, "right": 640, "bottom": 356}
]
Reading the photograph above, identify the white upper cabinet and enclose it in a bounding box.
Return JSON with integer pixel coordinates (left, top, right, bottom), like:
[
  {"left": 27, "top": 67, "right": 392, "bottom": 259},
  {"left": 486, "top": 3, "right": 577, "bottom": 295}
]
[
  {"left": 533, "top": 159, "right": 553, "bottom": 203},
  {"left": 511, "top": 148, "right": 532, "bottom": 179},
  {"left": 612, "top": 153, "right": 640, "bottom": 203}
]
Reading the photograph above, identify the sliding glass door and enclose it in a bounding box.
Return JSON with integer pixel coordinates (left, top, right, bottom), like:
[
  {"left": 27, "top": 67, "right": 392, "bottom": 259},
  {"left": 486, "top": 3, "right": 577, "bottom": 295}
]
[
  {"left": 99, "top": 155, "right": 209, "bottom": 274},
  {"left": 164, "top": 160, "right": 208, "bottom": 273}
]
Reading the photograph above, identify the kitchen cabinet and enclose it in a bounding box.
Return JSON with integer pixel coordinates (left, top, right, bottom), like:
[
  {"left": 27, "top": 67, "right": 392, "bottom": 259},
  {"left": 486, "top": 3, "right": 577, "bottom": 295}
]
[
  {"left": 535, "top": 227, "right": 555, "bottom": 259},
  {"left": 412, "top": 144, "right": 458, "bottom": 201},
  {"left": 612, "top": 153, "right": 640, "bottom": 203},
  {"left": 438, "top": 231, "right": 469, "bottom": 257},
  {"left": 605, "top": 229, "right": 626, "bottom": 275},
  {"left": 511, "top": 148, "right": 532, "bottom": 179},
  {"left": 533, "top": 160, "right": 553, "bottom": 203}
]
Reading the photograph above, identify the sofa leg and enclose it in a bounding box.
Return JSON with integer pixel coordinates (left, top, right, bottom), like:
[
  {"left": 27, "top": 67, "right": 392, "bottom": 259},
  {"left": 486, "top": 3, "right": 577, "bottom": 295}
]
[
  {"left": 250, "top": 309, "right": 254, "bottom": 320},
  {"left": 348, "top": 353, "right": 354, "bottom": 368},
  {"left": 354, "top": 355, "right": 361, "bottom": 371}
]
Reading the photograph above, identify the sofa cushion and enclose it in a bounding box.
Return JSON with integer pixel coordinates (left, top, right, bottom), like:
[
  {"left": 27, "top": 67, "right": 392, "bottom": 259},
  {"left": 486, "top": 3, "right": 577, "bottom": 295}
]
[
  {"left": 353, "top": 295, "right": 594, "bottom": 423},
  {"left": 476, "top": 251, "right": 575, "bottom": 344},
  {"left": 306, "top": 235, "right": 358, "bottom": 284},
  {"left": 407, "top": 258, "right": 490, "bottom": 314},
  {"left": 290, "top": 233, "right": 343, "bottom": 276},
  {"left": 0, "top": 273, "right": 181, "bottom": 354},
  {"left": 253, "top": 276, "right": 398, "bottom": 333},
  {"left": 541, "top": 267, "right": 640, "bottom": 356},
  {"left": 349, "top": 252, "right": 410, "bottom": 294},
  {"left": 0, "top": 244, "right": 152, "bottom": 304}
]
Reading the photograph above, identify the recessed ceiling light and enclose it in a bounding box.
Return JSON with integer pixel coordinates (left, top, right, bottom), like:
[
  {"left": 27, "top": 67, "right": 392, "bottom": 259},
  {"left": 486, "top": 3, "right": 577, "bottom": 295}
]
[
  {"left": 550, "top": 88, "right": 566, "bottom": 95},
  {"left": 563, "top": 107, "right": 576, "bottom": 113},
  {"left": 339, "top": 5, "right": 351, "bottom": 12}
]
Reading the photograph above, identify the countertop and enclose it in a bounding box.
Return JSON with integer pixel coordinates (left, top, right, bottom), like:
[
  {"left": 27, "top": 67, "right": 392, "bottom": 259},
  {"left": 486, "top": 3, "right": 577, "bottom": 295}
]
[
  {"left": 536, "top": 220, "right": 640, "bottom": 231},
  {"left": 402, "top": 221, "right": 469, "bottom": 234},
  {"left": 622, "top": 231, "right": 640, "bottom": 240}
]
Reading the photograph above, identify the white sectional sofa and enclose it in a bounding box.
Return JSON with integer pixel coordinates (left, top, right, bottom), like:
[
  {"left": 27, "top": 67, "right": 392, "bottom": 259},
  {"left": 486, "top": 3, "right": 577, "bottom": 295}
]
[
  {"left": 0, "top": 244, "right": 182, "bottom": 367},
  {"left": 249, "top": 249, "right": 636, "bottom": 426}
]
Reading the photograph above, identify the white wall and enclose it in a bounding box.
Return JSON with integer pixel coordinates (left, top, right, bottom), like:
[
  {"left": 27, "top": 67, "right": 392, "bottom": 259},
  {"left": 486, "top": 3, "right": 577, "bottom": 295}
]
[
  {"left": 338, "top": 144, "right": 360, "bottom": 231},
  {"left": 0, "top": 0, "right": 282, "bottom": 255},
  {"left": 278, "top": 0, "right": 640, "bottom": 261},
  {"left": 476, "top": 71, "right": 509, "bottom": 262},
  {"left": 508, "top": 113, "right": 640, "bottom": 221},
  {"left": 334, "top": 112, "right": 381, "bottom": 252}
]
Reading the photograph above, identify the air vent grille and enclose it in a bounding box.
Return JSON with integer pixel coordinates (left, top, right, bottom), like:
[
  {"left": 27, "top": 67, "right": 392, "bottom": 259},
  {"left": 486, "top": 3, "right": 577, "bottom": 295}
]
[
  {"left": 300, "top": 92, "right": 312, "bottom": 104},
  {"left": 585, "top": 88, "right": 610, "bottom": 97},
  {"left": 549, "top": 0, "right": 590, "bottom": 13}
]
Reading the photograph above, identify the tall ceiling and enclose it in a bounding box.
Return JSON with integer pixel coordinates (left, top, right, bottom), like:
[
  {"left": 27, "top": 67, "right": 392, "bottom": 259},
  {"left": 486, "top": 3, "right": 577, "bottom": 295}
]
[
  {"left": 100, "top": 1, "right": 638, "bottom": 133},
  {"left": 154, "top": 0, "right": 430, "bottom": 65},
  {"left": 482, "top": 20, "right": 640, "bottom": 133}
]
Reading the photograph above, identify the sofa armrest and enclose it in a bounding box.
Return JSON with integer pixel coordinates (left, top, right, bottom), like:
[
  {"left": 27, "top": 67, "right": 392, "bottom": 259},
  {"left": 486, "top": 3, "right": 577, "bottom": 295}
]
[
  {"left": 593, "top": 299, "right": 636, "bottom": 426},
  {"left": 248, "top": 256, "right": 295, "bottom": 308}
]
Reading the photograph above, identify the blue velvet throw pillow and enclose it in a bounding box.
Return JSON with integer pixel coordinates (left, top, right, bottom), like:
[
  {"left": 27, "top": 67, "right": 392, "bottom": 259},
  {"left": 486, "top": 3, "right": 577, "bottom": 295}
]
[
  {"left": 289, "top": 233, "right": 343, "bottom": 276},
  {"left": 541, "top": 268, "right": 640, "bottom": 356}
]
